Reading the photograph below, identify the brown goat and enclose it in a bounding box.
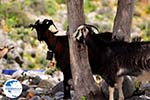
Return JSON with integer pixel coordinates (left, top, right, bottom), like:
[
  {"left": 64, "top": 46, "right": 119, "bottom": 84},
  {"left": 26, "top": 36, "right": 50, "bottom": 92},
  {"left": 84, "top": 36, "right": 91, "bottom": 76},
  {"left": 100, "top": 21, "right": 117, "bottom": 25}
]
[{"left": 29, "top": 19, "right": 71, "bottom": 99}]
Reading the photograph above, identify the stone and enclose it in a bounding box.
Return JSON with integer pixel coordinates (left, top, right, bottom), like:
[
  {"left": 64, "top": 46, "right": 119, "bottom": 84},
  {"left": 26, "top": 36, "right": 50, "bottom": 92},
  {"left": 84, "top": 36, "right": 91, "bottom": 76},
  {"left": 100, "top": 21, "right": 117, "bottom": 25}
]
[
  {"left": 123, "top": 76, "right": 135, "bottom": 98},
  {"left": 51, "top": 81, "right": 64, "bottom": 96},
  {"left": 41, "top": 96, "right": 53, "bottom": 100},
  {"left": 126, "top": 95, "right": 150, "bottom": 100},
  {"left": 55, "top": 91, "right": 64, "bottom": 100},
  {"left": 30, "top": 76, "right": 41, "bottom": 85},
  {"left": 101, "top": 76, "right": 135, "bottom": 100},
  {"left": 29, "top": 96, "right": 41, "bottom": 100},
  {"left": 38, "top": 80, "right": 54, "bottom": 89}
]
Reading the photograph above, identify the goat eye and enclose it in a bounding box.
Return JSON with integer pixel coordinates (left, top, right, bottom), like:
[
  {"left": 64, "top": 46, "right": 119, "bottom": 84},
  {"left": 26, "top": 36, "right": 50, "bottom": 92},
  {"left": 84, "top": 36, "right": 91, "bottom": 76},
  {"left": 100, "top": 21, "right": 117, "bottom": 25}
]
[{"left": 46, "top": 22, "right": 49, "bottom": 24}]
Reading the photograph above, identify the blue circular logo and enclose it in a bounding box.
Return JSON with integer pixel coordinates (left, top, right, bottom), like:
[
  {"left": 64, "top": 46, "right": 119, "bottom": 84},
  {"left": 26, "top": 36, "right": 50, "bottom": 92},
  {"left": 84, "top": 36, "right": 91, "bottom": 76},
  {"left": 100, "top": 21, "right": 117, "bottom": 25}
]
[{"left": 3, "top": 79, "right": 22, "bottom": 98}]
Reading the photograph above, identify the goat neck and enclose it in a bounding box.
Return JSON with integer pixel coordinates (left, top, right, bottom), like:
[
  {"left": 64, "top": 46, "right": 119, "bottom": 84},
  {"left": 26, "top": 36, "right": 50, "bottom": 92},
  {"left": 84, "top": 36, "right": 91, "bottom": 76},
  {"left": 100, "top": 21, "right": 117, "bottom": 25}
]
[{"left": 43, "top": 30, "right": 60, "bottom": 52}]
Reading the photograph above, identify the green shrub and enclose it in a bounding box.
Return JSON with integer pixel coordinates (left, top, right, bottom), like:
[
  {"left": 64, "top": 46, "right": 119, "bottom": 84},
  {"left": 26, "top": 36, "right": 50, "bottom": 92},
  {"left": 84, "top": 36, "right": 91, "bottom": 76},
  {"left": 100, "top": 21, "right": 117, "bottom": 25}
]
[
  {"left": 138, "top": 23, "right": 145, "bottom": 30},
  {"left": 28, "top": 62, "right": 35, "bottom": 69},
  {"left": 35, "top": 56, "right": 48, "bottom": 69},
  {"left": 45, "top": 67, "right": 59, "bottom": 75},
  {"left": 45, "top": 0, "right": 58, "bottom": 15},
  {"left": 95, "top": 15, "right": 104, "bottom": 21},
  {"left": 81, "top": 96, "right": 86, "bottom": 100},
  {"left": 145, "top": 4, "right": 150, "bottom": 14},
  {"left": 0, "top": 1, "right": 32, "bottom": 28},
  {"left": 84, "top": 0, "right": 96, "bottom": 13},
  {"left": 63, "top": 20, "right": 68, "bottom": 30},
  {"left": 55, "top": 0, "right": 65, "bottom": 4}
]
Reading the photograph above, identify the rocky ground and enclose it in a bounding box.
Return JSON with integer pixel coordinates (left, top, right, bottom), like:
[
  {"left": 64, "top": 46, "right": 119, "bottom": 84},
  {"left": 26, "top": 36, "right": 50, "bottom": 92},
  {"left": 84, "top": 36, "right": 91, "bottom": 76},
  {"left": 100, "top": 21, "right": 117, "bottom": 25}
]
[{"left": 1, "top": 70, "right": 150, "bottom": 100}]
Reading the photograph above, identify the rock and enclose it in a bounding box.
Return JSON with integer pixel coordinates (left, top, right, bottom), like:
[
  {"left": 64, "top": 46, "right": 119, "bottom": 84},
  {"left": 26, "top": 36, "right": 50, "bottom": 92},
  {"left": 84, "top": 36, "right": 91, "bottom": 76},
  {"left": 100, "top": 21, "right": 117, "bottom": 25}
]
[
  {"left": 140, "top": 82, "right": 150, "bottom": 97},
  {"left": 52, "top": 71, "right": 63, "bottom": 83},
  {"left": 41, "top": 96, "right": 53, "bottom": 100},
  {"left": 35, "top": 87, "right": 47, "bottom": 95},
  {"left": 29, "top": 96, "right": 41, "bottom": 100},
  {"left": 140, "top": 82, "right": 150, "bottom": 91},
  {"left": 123, "top": 76, "right": 135, "bottom": 98},
  {"left": 0, "top": 95, "right": 3, "bottom": 100},
  {"left": 18, "top": 97, "right": 26, "bottom": 100},
  {"left": 12, "top": 70, "right": 24, "bottom": 78},
  {"left": 0, "top": 87, "right": 3, "bottom": 94},
  {"left": 38, "top": 80, "right": 54, "bottom": 89},
  {"left": 126, "top": 95, "right": 150, "bottom": 100},
  {"left": 101, "top": 76, "right": 135, "bottom": 100},
  {"left": 51, "top": 81, "right": 64, "bottom": 96},
  {"left": 1, "top": 97, "right": 11, "bottom": 100},
  {"left": 30, "top": 76, "right": 41, "bottom": 85},
  {"left": 55, "top": 91, "right": 64, "bottom": 100},
  {"left": 22, "top": 84, "right": 30, "bottom": 91},
  {"left": 139, "top": 95, "right": 150, "bottom": 100},
  {"left": 7, "top": 46, "right": 24, "bottom": 66},
  {"left": 26, "top": 49, "right": 36, "bottom": 58}
]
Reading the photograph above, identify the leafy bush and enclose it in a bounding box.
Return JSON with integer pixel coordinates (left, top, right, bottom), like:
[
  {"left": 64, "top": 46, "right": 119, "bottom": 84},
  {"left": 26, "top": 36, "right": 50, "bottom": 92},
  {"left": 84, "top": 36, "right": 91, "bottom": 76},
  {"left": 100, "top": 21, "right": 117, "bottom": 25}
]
[
  {"left": 35, "top": 56, "right": 48, "bottom": 69},
  {"left": 28, "top": 62, "right": 35, "bottom": 69},
  {"left": 45, "top": 0, "right": 58, "bottom": 15},
  {"left": 55, "top": 0, "right": 65, "bottom": 4},
  {"left": 84, "top": 0, "right": 96, "bottom": 13},
  {"left": 145, "top": 4, "right": 150, "bottom": 14},
  {"left": 63, "top": 20, "right": 68, "bottom": 30},
  {"left": 29, "top": 0, "right": 47, "bottom": 15},
  {"left": 45, "top": 67, "right": 59, "bottom": 75},
  {"left": 0, "top": 1, "right": 32, "bottom": 28}
]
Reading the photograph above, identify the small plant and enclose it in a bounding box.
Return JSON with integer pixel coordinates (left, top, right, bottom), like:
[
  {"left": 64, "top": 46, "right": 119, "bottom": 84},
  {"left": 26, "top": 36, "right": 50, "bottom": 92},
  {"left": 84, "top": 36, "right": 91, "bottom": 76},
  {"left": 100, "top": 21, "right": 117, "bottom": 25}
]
[
  {"left": 45, "top": 0, "right": 58, "bottom": 15},
  {"left": 81, "top": 96, "right": 86, "bottom": 100},
  {"left": 28, "top": 62, "right": 35, "bottom": 69},
  {"left": 63, "top": 20, "right": 68, "bottom": 30},
  {"left": 145, "top": 4, "right": 150, "bottom": 14},
  {"left": 45, "top": 67, "right": 59, "bottom": 75},
  {"left": 84, "top": 0, "right": 96, "bottom": 13}
]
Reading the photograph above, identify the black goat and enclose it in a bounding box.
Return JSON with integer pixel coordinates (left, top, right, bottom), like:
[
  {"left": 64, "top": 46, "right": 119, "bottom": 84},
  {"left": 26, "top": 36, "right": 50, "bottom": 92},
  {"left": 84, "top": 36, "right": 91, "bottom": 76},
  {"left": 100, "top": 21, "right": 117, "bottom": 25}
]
[
  {"left": 73, "top": 24, "right": 150, "bottom": 100},
  {"left": 29, "top": 19, "right": 113, "bottom": 99}
]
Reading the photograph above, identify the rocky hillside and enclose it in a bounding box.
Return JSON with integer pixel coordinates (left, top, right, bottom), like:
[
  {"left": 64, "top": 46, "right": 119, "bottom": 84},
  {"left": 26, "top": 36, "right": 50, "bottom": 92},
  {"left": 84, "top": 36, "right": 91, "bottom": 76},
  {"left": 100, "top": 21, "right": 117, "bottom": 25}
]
[
  {"left": 0, "top": 0, "right": 150, "bottom": 100},
  {"left": 0, "top": 0, "right": 150, "bottom": 70}
]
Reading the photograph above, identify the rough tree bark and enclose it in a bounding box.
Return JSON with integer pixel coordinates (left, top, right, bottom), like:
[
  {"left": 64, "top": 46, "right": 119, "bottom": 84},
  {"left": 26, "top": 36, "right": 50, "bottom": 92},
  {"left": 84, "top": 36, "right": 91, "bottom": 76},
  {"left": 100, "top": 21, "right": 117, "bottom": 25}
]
[
  {"left": 113, "top": 0, "right": 134, "bottom": 41},
  {"left": 66, "top": 0, "right": 104, "bottom": 100}
]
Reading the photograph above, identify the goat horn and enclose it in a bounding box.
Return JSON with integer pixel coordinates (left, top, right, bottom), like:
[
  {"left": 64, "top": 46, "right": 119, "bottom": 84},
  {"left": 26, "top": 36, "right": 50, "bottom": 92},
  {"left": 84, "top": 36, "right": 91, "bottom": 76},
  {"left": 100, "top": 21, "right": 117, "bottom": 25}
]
[
  {"left": 35, "top": 20, "right": 40, "bottom": 25},
  {"left": 50, "top": 20, "right": 58, "bottom": 30},
  {"left": 86, "top": 24, "right": 99, "bottom": 34}
]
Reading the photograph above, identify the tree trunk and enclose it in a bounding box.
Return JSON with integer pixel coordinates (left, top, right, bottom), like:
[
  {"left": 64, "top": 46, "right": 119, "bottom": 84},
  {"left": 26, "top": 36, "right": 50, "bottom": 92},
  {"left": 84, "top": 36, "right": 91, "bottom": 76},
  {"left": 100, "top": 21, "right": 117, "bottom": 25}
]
[
  {"left": 66, "top": 0, "right": 104, "bottom": 100},
  {"left": 113, "top": 0, "right": 134, "bottom": 41}
]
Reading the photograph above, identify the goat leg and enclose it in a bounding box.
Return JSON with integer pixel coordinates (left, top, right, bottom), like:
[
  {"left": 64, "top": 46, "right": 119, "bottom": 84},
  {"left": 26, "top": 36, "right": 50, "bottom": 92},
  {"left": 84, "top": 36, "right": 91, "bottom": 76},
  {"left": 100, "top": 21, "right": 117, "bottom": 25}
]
[
  {"left": 108, "top": 86, "right": 115, "bottom": 100},
  {"left": 116, "top": 77, "right": 124, "bottom": 100}
]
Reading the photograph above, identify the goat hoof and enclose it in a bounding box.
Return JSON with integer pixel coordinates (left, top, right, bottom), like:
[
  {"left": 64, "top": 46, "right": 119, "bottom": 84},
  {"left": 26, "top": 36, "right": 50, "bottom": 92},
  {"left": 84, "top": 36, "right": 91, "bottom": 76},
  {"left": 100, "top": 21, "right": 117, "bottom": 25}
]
[{"left": 119, "top": 97, "right": 124, "bottom": 100}]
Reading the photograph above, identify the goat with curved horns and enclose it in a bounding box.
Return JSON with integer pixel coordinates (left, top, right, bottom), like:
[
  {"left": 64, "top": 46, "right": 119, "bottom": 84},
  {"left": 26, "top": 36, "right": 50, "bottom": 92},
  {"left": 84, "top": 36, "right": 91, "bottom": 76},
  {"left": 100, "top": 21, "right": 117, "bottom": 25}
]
[
  {"left": 73, "top": 24, "right": 150, "bottom": 100},
  {"left": 29, "top": 19, "right": 71, "bottom": 99},
  {"left": 29, "top": 19, "right": 113, "bottom": 99}
]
